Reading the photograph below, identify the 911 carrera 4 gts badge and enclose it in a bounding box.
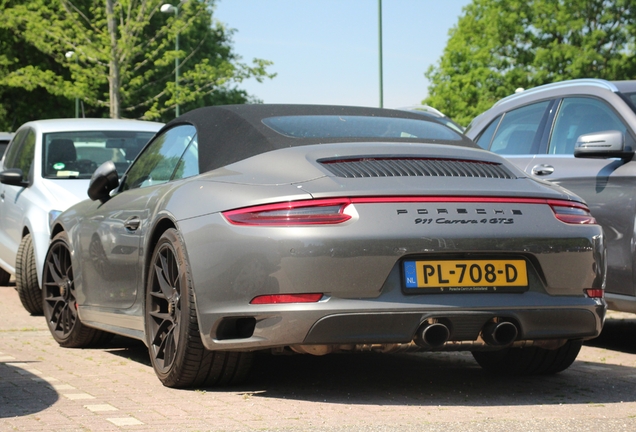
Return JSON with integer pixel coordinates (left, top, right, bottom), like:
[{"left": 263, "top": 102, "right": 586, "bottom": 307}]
[
  {"left": 416, "top": 218, "right": 514, "bottom": 225},
  {"left": 397, "top": 208, "right": 521, "bottom": 225}
]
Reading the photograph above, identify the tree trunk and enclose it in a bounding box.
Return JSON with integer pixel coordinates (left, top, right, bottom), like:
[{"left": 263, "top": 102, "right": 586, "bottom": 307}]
[{"left": 106, "top": 0, "right": 120, "bottom": 118}]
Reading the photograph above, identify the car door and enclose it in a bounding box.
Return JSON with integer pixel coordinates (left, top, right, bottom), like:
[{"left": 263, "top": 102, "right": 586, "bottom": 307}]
[
  {"left": 0, "top": 128, "right": 34, "bottom": 271},
  {"left": 524, "top": 96, "right": 636, "bottom": 297},
  {"left": 78, "top": 125, "right": 198, "bottom": 309},
  {"left": 474, "top": 100, "right": 554, "bottom": 175}
]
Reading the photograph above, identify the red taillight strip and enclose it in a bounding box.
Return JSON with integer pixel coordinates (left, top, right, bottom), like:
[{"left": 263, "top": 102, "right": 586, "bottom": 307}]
[
  {"left": 347, "top": 196, "right": 585, "bottom": 206},
  {"left": 250, "top": 293, "right": 324, "bottom": 304},
  {"left": 349, "top": 197, "right": 595, "bottom": 224},
  {"left": 223, "top": 196, "right": 595, "bottom": 226}
]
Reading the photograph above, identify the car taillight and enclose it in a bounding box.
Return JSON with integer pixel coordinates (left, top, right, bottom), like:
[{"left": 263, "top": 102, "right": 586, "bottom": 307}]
[
  {"left": 223, "top": 198, "right": 353, "bottom": 226},
  {"left": 223, "top": 196, "right": 596, "bottom": 226},
  {"left": 250, "top": 293, "right": 324, "bottom": 304},
  {"left": 547, "top": 200, "right": 597, "bottom": 225},
  {"left": 585, "top": 289, "right": 604, "bottom": 299}
]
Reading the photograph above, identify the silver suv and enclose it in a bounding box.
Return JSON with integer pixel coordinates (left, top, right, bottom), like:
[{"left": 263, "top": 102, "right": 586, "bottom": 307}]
[
  {"left": 0, "top": 118, "right": 162, "bottom": 314},
  {"left": 466, "top": 79, "right": 636, "bottom": 314}
]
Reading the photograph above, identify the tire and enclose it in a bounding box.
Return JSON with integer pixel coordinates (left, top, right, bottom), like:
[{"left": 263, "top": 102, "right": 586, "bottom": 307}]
[
  {"left": 472, "top": 339, "right": 583, "bottom": 376},
  {"left": 15, "top": 233, "right": 43, "bottom": 315},
  {"left": 0, "top": 267, "right": 10, "bottom": 286},
  {"left": 145, "top": 228, "right": 253, "bottom": 388},
  {"left": 42, "top": 232, "right": 112, "bottom": 348}
]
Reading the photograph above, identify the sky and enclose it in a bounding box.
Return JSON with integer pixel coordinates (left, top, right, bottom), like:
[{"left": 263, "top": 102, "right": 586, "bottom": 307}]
[{"left": 213, "top": 0, "right": 472, "bottom": 110}]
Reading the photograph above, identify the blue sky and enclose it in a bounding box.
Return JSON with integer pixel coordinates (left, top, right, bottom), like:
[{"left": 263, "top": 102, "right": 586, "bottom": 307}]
[{"left": 213, "top": 0, "right": 471, "bottom": 109}]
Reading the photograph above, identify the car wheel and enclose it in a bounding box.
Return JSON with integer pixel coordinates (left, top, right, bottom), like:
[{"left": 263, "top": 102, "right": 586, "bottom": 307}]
[
  {"left": 472, "top": 339, "right": 583, "bottom": 375},
  {"left": 145, "top": 228, "right": 253, "bottom": 388},
  {"left": 0, "top": 267, "right": 10, "bottom": 286},
  {"left": 15, "top": 233, "right": 43, "bottom": 315},
  {"left": 43, "top": 232, "right": 112, "bottom": 348}
]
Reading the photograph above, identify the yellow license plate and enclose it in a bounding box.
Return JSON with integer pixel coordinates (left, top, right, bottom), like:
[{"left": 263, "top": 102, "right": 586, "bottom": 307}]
[{"left": 403, "top": 259, "right": 528, "bottom": 293}]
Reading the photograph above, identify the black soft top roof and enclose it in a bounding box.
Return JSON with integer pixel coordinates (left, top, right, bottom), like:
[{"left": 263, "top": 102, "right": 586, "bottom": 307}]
[{"left": 163, "top": 104, "right": 476, "bottom": 173}]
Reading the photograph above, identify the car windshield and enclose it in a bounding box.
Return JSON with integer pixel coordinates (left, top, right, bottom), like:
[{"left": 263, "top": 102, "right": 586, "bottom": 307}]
[
  {"left": 623, "top": 92, "right": 636, "bottom": 114},
  {"left": 262, "top": 115, "right": 463, "bottom": 141},
  {"left": 42, "top": 130, "right": 155, "bottom": 179}
]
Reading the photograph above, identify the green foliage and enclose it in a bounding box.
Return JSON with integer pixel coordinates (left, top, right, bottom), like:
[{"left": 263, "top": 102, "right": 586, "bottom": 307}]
[
  {"left": 0, "top": 7, "right": 72, "bottom": 130},
  {"left": 424, "top": 0, "right": 636, "bottom": 127},
  {"left": 0, "top": 0, "right": 274, "bottom": 128}
]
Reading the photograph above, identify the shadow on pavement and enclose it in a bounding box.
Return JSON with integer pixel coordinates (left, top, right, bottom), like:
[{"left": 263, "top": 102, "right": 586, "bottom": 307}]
[
  {"left": 102, "top": 335, "right": 150, "bottom": 366},
  {"left": 237, "top": 350, "right": 635, "bottom": 406},
  {"left": 586, "top": 317, "right": 636, "bottom": 354},
  {"left": 0, "top": 362, "right": 59, "bottom": 418},
  {"left": 92, "top": 320, "right": 636, "bottom": 407}
]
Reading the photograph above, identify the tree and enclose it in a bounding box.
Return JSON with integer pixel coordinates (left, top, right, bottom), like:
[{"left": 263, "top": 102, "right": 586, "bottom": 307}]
[
  {"left": 0, "top": 6, "right": 71, "bottom": 130},
  {"left": 424, "top": 0, "right": 636, "bottom": 127},
  {"left": 0, "top": 0, "right": 273, "bottom": 127}
]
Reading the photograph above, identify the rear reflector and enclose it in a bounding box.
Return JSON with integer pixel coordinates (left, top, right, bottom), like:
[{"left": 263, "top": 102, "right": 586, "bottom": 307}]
[
  {"left": 584, "top": 289, "right": 604, "bottom": 299},
  {"left": 250, "top": 293, "right": 324, "bottom": 304}
]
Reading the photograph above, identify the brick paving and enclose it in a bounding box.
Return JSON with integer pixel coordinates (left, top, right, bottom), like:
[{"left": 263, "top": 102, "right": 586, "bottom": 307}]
[{"left": 3, "top": 284, "right": 636, "bottom": 431}]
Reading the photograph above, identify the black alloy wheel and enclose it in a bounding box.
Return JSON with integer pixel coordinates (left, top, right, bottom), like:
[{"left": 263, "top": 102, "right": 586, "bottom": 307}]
[
  {"left": 146, "top": 232, "right": 183, "bottom": 376},
  {"left": 146, "top": 228, "right": 253, "bottom": 388},
  {"left": 42, "top": 232, "right": 110, "bottom": 348}
]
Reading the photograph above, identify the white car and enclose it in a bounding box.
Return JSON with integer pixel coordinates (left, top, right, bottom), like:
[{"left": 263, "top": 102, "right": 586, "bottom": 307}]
[
  {"left": 398, "top": 105, "right": 465, "bottom": 134},
  {"left": 0, "top": 118, "right": 163, "bottom": 314}
]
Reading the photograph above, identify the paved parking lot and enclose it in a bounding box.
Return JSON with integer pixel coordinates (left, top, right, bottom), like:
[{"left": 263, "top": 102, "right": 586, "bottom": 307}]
[{"left": 3, "top": 284, "right": 636, "bottom": 431}]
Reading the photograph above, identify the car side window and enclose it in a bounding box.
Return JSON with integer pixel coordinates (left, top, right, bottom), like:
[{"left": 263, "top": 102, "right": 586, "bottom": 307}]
[
  {"left": 3, "top": 128, "right": 29, "bottom": 169},
  {"left": 172, "top": 134, "right": 199, "bottom": 181},
  {"left": 548, "top": 97, "right": 628, "bottom": 154},
  {"left": 489, "top": 101, "right": 550, "bottom": 155},
  {"left": 121, "top": 125, "right": 197, "bottom": 191},
  {"left": 4, "top": 128, "right": 36, "bottom": 178},
  {"left": 474, "top": 115, "right": 502, "bottom": 150}
]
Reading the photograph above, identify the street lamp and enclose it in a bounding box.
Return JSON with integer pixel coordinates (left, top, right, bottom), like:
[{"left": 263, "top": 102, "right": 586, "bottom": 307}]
[
  {"left": 65, "top": 51, "right": 79, "bottom": 118},
  {"left": 161, "top": 3, "right": 180, "bottom": 117}
]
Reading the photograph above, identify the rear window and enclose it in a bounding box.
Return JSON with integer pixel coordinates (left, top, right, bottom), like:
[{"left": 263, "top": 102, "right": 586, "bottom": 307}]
[
  {"left": 262, "top": 115, "right": 463, "bottom": 141},
  {"left": 42, "top": 130, "right": 155, "bottom": 179}
]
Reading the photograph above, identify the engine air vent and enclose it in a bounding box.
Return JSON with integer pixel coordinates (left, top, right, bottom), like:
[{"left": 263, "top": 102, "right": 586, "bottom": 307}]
[{"left": 319, "top": 158, "right": 515, "bottom": 179}]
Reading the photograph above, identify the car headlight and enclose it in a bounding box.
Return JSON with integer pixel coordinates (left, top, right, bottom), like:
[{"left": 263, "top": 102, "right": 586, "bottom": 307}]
[{"left": 49, "top": 210, "right": 62, "bottom": 230}]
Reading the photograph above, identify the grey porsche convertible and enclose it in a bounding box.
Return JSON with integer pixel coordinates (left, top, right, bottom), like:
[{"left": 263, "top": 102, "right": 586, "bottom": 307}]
[{"left": 43, "top": 105, "right": 606, "bottom": 388}]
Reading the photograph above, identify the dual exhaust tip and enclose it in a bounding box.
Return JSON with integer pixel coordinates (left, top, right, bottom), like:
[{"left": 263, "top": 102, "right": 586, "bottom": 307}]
[{"left": 415, "top": 319, "right": 518, "bottom": 348}]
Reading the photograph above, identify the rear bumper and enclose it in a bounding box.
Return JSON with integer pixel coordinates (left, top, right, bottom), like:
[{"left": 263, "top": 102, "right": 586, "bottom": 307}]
[
  {"left": 197, "top": 292, "right": 606, "bottom": 351},
  {"left": 303, "top": 307, "right": 603, "bottom": 344},
  {"left": 181, "top": 200, "right": 606, "bottom": 352}
]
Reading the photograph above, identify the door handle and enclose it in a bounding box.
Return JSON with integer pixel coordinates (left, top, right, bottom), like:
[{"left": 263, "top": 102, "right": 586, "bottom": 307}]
[
  {"left": 0, "top": 192, "right": 4, "bottom": 200},
  {"left": 124, "top": 216, "right": 141, "bottom": 231},
  {"left": 531, "top": 164, "right": 554, "bottom": 176}
]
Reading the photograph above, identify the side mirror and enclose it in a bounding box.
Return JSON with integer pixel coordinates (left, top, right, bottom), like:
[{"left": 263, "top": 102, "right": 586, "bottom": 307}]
[
  {"left": 0, "top": 168, "right": 28, "bottom": 187},
  {"left": 574, "top": 130, "right": 634, "bottom": 161},
  {"left": 88, "top": 161, "right": 119, "bottom": 203}
]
